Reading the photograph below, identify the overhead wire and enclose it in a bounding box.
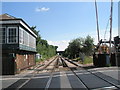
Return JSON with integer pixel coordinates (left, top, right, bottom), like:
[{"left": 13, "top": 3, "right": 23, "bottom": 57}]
[{"left": 104, "top": 16, "right": 110, "bottom": 41}]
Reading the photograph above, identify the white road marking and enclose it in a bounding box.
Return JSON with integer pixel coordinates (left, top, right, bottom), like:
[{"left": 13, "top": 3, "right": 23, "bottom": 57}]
[
  {"left": 92, "top": 86, "right": 117, "bottom": 90},
  {"left": 91, "top": 70, "right": 119, "bottom": 73},
  {"left": 60, "top": 71, "right": 72, "bottom": 88},
  {"left": 2, "top": 71, "right": 91, "bottom": 80}
]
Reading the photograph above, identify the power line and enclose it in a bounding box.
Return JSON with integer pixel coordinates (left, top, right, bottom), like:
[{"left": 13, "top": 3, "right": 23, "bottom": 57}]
[{"left": 104, "top": 16, "right": 110, "bottom": 41}]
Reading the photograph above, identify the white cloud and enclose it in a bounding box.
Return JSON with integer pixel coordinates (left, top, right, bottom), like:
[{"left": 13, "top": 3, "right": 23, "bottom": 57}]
[
  {"left": 35, "top": 7, "right": 50, "bottom": 12},
  {"left": 47, "top": 40, "right": 70, "bottom": 51}
]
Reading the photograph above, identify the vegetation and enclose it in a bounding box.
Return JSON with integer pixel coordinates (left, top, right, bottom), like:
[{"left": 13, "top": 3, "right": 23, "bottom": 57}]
[
  {"left": 73, "top": 56, "right": 93, "bottom": 64},
  {"left": 31, "top": 26, "right": 94, "bottom": 64},
  {"left": 82, "top": 56, "right": 93, "bottom": 64},
  {"left": 31, "top": 26, "right": 57, "bottom": 62},
  {"left": 63, "top": 35, "right": 94, "bottom": 64}
]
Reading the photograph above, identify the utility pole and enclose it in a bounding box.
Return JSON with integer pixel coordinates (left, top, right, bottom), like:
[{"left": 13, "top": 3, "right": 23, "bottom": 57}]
[
  {"left": 95, "top": 0, "right": 100, "bottom": 43},
  {"left": 109, "top": 0, "right": 113, "bottom": 58}
]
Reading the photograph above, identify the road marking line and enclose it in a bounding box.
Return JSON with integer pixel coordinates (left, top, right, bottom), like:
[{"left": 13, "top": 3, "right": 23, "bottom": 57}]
[
  {"left": 45, "top": 74, "right": 53, "bottom": 90},
  {"left": 1, "top": 78, "right": 21, "bottom": 80},
  {"left": 91, "top": 70, "right": 119, "bottom": 73},
  {"left": 92, "top": 86, "right": 117, "bottom": 90},
  {"left": 60, "top": 71, "right": 72, "bottom": 88}
]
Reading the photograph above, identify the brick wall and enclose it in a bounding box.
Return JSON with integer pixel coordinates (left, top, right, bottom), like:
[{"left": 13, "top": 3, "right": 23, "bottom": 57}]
[
  {"left": 15, "top": 53, "right": 35, "bottom": 73},
  {"left": 28, "top": 54, "right": 35, "bottom": 66}
]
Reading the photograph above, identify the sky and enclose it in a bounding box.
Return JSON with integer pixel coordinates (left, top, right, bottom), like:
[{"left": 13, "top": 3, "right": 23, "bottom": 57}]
[{"left": 1, "top": 2, "right": 118, "bottom": 51}]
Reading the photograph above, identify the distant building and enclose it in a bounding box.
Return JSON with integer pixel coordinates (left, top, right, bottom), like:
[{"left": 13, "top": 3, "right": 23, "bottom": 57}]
[
  {"left": 0, "top": 14, "right": 37, "bottom": 75},
  {"left": 36, "top": 53, "right": 42, "bottom": 60},
  {"left": 57, "top": 51, "right": 64, "bottom": 56}
]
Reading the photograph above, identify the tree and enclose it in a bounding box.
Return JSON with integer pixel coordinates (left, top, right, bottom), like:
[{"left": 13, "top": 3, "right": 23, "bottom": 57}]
[
  {"left": 83, "top": 35, "right": 94, "bottom": 56},
  {"left": 31, "top": 26, "right": 57, "bottom": 61},
  {"left": 63, "top": 35, "right": 94, "bottom": 58},
  {"left": 64, "top": 37, "right": 84, "bottom": 58},
  {"left": 31, "top": 26, "right": 41, "bottom": 45}
]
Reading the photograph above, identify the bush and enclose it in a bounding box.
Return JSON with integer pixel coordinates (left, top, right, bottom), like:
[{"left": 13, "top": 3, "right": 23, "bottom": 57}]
[{"left": 82, "top": 56, "right": 93, "bottom": 64}]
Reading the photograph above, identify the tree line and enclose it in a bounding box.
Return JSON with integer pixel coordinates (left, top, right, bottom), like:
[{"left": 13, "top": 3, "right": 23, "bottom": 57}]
[
  {"left": 31, "top": 26, "right": 94, "bottom": 61},
  {"left": 63, "top": 35, "right": 94, "bottom": 59},
  {"left": 31, "top": 26, "right": 58, "bottom": 61}
]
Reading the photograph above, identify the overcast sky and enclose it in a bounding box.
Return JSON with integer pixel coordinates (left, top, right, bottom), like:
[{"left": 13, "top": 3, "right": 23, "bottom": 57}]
[{"left": 1, "top": 2, "right": 118, "bottom": 51}]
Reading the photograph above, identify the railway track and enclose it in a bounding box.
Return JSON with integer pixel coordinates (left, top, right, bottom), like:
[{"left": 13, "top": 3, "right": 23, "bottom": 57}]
[
  {"left": 45, "top": 56, "right": 59, "bottom": 90},
  {"left": 3, "top": 56, "right": 120, "bottom": 90},
  {"left": 4, "top": 56, "right": 59, "bottom": 90},
  {"left": 21, "top": 56, "right": 59, "bottom": 89},
  {"left": 61, "top": 57, "right": 120, "bottom": 90}
]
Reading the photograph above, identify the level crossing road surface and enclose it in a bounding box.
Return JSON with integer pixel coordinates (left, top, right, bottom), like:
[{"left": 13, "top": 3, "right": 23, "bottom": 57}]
[{"left": 2, "top": 56, "right": 120, "bottom": 90}]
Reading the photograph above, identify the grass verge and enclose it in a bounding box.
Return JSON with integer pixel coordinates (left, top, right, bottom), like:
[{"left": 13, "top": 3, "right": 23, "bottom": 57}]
[{"left": 77, "top": 56, "right": 93, "bottom": 65}]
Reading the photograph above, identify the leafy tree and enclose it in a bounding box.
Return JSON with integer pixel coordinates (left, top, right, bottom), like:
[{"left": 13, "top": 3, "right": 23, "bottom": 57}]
[
  {"left": 63, "top": 38, "right": 84, "bottom": 58},
  {"left": 84, "top": 35, "right": 94, "bottom": 56},
  {"left": 63, "top": 35, "right": 94, "bottom": 58},
  {"left": 31, "top": 26, "right": 57, "bottom": 61},
  {"left": 31, "top": 26, "right": 41, "bottom": 45}
]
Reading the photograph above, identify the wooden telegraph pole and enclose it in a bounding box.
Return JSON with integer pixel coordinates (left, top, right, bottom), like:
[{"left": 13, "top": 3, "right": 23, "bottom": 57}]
[
  {"left": 95, "top": 0, "right": 100, "bottom": 43},
  {"left": 109, "top": 0, "right": 113, "bottom": 57}
]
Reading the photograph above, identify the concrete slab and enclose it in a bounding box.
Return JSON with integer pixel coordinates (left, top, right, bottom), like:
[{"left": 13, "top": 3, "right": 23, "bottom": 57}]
[
  {"left": 66, "top": 71, "right": 87, "bottom": 89},
  {"left": 2, "top": 79, "right": 18, "bottom": 89},
  {"left": 60, "top": 71, "right": 71, "bottom": 88},
  {"left": 6, "top": 79, "right": 28, "bottom": 88},
  {"left": 49, "top": 76, "right": 60, "bottom": 88},
  {"left": 21, "top": 77, "right": 49, "bottom": 88},
  {"left": 100, "top": 70, "right": 119, "bottom": 81},
  {"left": 2, "top": 70, "right": 34, "bottom": 89},
  {"left": 77, "top": 72, "right": 112, "bottom": 89},
  {"left": 94, "top": 72, "right": 119, "bottom": 85}
]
